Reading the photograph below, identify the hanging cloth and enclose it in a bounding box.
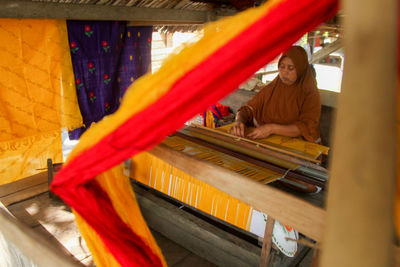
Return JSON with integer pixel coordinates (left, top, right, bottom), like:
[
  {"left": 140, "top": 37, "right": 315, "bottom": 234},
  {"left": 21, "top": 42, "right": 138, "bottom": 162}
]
[
  {"left": 0, "top": 19, "right": 82, "bottom": 184},
  {"left": 66, "top": 21, "right": 152, "bottom": 139}
]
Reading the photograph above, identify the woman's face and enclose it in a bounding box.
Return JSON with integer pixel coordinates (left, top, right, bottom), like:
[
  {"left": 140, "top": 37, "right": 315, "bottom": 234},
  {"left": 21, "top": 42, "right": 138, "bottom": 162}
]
[{"left": 278, "top": 57, "right": 297, "bottom": 85}]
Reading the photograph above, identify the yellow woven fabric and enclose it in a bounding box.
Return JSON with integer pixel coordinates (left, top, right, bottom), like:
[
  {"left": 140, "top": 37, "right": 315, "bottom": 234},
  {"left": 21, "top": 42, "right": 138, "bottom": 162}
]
[
  {"left": 75, "top": 165, "right": 166, "bottom": 267},
  {"left": 0, "top": 130, "right": 62, "bottom": 185},
  {"left": 0, "top": 19, "right": 82, "bottom": 184},
  {"left": 205, "top": 109, "right": 216, "bottom": 128},
  {"left": 132, "top": 152, "right": 255, "bottom": 231},
  {"left": 217, "top": 123, "right": 329, "bottom": 158}
]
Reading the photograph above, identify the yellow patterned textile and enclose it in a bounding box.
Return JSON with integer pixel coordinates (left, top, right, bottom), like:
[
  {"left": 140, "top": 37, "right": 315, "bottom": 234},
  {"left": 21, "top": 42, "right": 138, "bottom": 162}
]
[
  {"left": 217, "top": 123, "right": 329, "bottom": 159},
  {"left": 132, "top": 152, "right": 256, "bottom": 231},
  {"left": 0, "top": 19, "right": 82, "bottom": 184}
]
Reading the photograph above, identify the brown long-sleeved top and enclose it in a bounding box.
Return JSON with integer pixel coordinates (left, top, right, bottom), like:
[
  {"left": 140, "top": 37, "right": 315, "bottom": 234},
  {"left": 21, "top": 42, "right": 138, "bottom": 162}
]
[{"left": 238, "top": 46, "right": 321, "bottom": 142}]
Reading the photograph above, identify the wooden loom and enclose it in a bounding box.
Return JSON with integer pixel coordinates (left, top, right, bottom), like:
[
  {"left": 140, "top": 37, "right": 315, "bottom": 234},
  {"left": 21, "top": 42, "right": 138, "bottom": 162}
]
[
  {"left": 130, "top": 124, "right": 330, "bottom": 251},
  {"left": 0, "top": 0, "right": 396, "bottom": 265}
]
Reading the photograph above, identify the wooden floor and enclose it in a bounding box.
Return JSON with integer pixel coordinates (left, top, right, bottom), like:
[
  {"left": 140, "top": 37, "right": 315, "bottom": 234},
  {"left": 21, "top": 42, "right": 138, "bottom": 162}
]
[
  {"left": 152, "top": 230, "right": 216, "bottom": 267},
  {"left": 6, "top": 192, "right": 216, "bottom": 267}
]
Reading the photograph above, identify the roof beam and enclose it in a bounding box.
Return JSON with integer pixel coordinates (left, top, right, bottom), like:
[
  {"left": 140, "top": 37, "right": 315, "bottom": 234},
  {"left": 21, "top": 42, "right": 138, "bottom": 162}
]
[
  {"left": 0, "top": 0, "right": 216, "bottom": 23},
  {"left": 310, "top": 39, "right": 343, "bottom": 63}
]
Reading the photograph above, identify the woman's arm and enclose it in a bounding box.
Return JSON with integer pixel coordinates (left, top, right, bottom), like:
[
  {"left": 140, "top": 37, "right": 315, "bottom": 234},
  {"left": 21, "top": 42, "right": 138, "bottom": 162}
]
[
  {"left": 228, "top": 86, "right": 271, "bottom": 138},
  {"left": 246, "top": 123, "right": 300, "bottom": 139},
  {"left": 228, "top": 111, "right": 247, "bottom": 137}
]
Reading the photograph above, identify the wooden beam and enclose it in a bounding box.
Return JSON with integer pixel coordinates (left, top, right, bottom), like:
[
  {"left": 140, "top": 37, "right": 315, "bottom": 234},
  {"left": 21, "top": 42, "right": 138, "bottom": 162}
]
[
  {"left": 320, "top": 0, "right": 397, "bottom": 266},
  {"left": 0, "top": 172, "right": 49, "bottom": 206},
  {"left": 0, "top": 183, "right": 49, "bottom": 207},
  {"left": 133, "top": 184, "right": 261, "bottom": 267},
  {"left": 259, "top": 217, "right": 274, "bottom": 267},
  {"left": 310, "top": 39, "right": 343, "bottom": 64},
  {"left": 0, "top": 171, "right": 47, "bottom": 198},
  {"left": 256, "top": 39, "right": 343, "bottom": 77},
  {"left": 394, "top": 245, "right": 400, "bottom": 266},
  {"left": 149, "top": 144, "right": 326, "bottom": 242},
  {"left": 0, "top": 0, "right": 216, "bottom": 23},
  {"left": 0, "top": 203, "right": 82, "bottom": 267}
]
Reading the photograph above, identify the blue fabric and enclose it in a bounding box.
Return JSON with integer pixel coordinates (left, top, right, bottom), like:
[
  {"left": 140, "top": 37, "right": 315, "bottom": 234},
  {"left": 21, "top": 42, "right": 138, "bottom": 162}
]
[{"left": 67, "top": 21, "right": 152, "bottom": 139}]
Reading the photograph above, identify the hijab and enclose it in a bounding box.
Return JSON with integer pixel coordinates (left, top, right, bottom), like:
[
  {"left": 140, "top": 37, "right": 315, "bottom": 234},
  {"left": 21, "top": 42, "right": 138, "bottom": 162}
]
[{"left": 239, "top": 46, "right": 321, "bottom": 142}]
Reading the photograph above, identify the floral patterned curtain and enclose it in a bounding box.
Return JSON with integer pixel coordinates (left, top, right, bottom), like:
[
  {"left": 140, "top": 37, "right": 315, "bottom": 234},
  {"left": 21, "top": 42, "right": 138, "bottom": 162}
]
[{"left": 66, "top": 21, "right": 152, "bottom": 139}]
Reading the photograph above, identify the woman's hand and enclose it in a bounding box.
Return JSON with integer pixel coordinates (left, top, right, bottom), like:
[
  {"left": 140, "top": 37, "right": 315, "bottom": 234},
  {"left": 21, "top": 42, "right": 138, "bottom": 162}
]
[
  {"left": 228, "top": 121, "right": 246, "bottom": 137},
  {"left": 247, "top": 124, "right": 275, "bottom": 139}
]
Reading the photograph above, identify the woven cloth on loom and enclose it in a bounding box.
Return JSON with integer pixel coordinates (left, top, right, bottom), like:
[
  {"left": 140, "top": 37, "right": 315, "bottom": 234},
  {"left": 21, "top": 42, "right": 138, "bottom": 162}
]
[
  {"left": 51, "top": 0, "right": 338, "bottom": 266},
  {"left": 131, "top": 135, "right": 282, "bottom": 232},
  {"left": 217, "top": 123, "right": 329, "bottom": 159}
]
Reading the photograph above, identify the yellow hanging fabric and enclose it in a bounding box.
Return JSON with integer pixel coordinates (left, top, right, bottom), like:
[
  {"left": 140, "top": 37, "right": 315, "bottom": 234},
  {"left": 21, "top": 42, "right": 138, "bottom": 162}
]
[
  {"left": 0, "top": 19, "right": 83, "bottom": 184},
  {"left": 75, "top": 164, "right": 166, "bottom": 267},
  {"left": 205, "top": 109, "right": 216, "bottom": 128}
]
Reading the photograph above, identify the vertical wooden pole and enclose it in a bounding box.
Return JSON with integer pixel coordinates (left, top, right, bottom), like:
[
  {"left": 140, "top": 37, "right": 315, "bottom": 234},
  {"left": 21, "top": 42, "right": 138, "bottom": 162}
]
[
  {"left": 320, "top": 0, "right": 397, "bottom": 266},
  {"left": 311, "top": 246, "right": 319, "bottom": 267},
  {"left": 259, "top": 217, "right": 275, "bottom": 267}
]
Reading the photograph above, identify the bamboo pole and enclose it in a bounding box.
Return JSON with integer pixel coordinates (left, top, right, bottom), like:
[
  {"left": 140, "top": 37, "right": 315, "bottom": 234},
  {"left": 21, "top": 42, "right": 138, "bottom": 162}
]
[{"left": 320, "top": 0, "right": 397, "bottom": 266}]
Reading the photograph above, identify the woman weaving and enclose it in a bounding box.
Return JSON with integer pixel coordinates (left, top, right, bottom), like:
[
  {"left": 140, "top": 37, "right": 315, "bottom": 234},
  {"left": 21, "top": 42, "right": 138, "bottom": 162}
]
[{"left": 229, "top": 46, "right": 321, "bottom": 144}]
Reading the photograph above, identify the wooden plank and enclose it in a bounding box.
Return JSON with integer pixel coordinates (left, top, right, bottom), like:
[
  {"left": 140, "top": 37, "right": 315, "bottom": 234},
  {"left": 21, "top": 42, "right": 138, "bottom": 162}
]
[
  {"left": 309, "top": 39, "right": 343, "bottom": 64},
  {"left": 0, "top": 0, "right": 215, "bottom": 23},
  {"left": 149, "top": 144, "right": 326, "bottom": 242},
  {"left": 0, "top": 172, "right": 47, "bottom": 198},
  {"left": 150, "top": 230, "right": 191, "bottom": 266},
  {"left": 0, "top": 183, "right": 49, "bottom": 206},
  {"left": 320, "top": 0, "right": 397, "bottom": 266},
  {"left": 133, "top": 184, "right": 261, "bottom": 267},
  {"left": 393, "top": 245, "right": 400, "bottom": 266},
  {"left": 0, "top": 203, "right": 82, "bottom": 267},
  {"left": 310, "top": 247, "right": 319, "bottom": 267},
  {"left": 0, "top": 172, "right": 49, "bottom": 206},
  {"left": 7, "top": 193, "right": 92, "bottom": 264},
  {"left": 259, "top": 217, "right": 274, "bottom": 267}
]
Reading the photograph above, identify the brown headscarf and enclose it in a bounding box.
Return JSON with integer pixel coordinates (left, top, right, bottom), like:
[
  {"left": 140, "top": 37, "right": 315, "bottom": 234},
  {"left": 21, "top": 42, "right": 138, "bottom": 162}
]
[{"left": 238, "top": 46, "right": 321, "bottom": 142}]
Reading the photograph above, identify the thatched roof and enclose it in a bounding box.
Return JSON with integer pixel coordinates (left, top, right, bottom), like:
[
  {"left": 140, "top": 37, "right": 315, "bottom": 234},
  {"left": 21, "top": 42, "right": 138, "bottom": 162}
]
[{"left": 0, "top": 0, "right": 341, "bottom": 34}]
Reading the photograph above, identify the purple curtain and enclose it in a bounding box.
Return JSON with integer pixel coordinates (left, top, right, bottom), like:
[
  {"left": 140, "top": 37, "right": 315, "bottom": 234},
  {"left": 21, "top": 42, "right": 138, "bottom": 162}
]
[{"left": 67, "top": 21, "right": 152, "bottom": 139}]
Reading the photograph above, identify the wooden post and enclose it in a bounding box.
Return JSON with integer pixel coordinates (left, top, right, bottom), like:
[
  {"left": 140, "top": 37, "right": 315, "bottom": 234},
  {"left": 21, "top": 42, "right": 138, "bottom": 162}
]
[
  {"left": 259, "top": 217, "right": 275, "bottom": 267},
  {"left": 311, "top": 246, "right": 319, "bottom": 267},
  {"left": 320, "top": 0, "right": 397, "bottom": 266}
]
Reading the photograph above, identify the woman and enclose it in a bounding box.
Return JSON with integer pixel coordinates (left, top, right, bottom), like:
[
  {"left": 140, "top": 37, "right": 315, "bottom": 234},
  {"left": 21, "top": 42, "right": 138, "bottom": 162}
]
[{"left": 229, "top": 46, "right": 321, "bottom": 143}]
